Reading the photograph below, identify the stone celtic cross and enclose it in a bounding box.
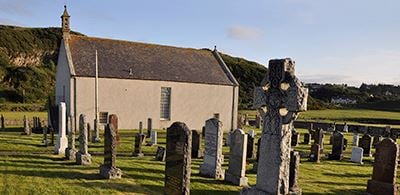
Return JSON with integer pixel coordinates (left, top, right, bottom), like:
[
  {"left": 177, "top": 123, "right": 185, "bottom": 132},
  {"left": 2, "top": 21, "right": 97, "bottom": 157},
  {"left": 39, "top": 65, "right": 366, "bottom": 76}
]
[{"left": 242, "top": 58, "right": 307, "bottom": 195}]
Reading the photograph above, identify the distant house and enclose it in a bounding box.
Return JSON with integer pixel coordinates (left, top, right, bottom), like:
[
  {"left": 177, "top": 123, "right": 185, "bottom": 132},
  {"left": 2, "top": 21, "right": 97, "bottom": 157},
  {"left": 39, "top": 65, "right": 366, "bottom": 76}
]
[
  {"left": 331, "top": 97, "right": 357, "bottom": 104},
  {"left": 55, "top": 7, "right": 239, "bottom": 130}
]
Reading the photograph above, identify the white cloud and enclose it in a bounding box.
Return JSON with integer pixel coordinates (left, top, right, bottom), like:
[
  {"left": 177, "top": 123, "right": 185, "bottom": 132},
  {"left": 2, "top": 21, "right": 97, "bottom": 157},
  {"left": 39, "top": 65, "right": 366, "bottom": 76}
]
[{"left": 226, "top": 25, "right": 263, "bottom": 40}]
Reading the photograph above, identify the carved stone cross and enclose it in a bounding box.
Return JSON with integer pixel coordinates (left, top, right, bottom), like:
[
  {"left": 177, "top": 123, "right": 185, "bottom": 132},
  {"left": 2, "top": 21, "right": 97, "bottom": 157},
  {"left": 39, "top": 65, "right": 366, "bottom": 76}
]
[{"left": 242, "top": 58, "right": 307, "bottom": 195}]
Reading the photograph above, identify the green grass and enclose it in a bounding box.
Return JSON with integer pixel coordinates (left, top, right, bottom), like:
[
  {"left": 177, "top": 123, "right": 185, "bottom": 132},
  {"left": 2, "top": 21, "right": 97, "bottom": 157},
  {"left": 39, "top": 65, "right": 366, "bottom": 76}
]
[
  {"left": 0, "top": 111, "right": 46, "bottom": 120},
  {"left": 0, "top": 126, "right": 399, "bottom": 194}
]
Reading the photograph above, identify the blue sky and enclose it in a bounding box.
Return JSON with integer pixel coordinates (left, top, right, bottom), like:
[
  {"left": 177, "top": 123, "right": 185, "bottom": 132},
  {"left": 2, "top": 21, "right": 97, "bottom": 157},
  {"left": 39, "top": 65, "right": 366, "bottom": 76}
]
[{"left": 0, "top": 0, "right": 399, "bottom": 86}]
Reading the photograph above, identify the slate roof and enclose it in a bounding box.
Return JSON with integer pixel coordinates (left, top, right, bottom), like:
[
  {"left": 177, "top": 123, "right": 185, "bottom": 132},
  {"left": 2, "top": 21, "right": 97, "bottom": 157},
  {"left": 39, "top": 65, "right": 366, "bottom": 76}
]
[{"left": 67, "top": 35, "right": 237, "bottom": 86}]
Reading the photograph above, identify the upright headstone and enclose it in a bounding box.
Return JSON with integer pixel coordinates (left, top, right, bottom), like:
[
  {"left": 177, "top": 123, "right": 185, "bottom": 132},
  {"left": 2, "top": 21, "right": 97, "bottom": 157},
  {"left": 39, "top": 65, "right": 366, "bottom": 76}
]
[
  {"left": 150, "top": 130, "right": 157, "bottom": 146},
  {"left": 289, "top": 150, "right": 301, "bottom": 195},
  {"left": 226, "top": 131, "right": 232, "bottom": 146},
  {"left": 147, "top": 118, "right": 152, "bottom": 137},
  {"left": 247, "top": 131, "right": 256, "bottom": 159},
  {"left": 87, "top": 123, "right": 91, "bottom": 143},
  {"left": 350, "top": 147, "right": 363, "bottom": 164},
  {"left": 191, "top": 130, "right": 203, "bottom": 158},
  {"left": 244, "top": 114, "right": 250, "bottom": 126},
  {"left": 359, "top": 134, "right": 372, "bottom": 157},
  {"left": 373, "top": 135, "right": 382, "bottom": 148},
  {"left": 43, "top": 127, "right": 48, "bottom": 146},
  {"left": 23, "top": 115, "right": 29, "bottom": 135},
  {"left": 133, "top": 133, "right": 144, "bottom": 157},
  {"left": 0, "top": 114, "right": 4, "bottom": 129},
  {"left": 253, "top": 138, "right": 261, "bottom": 173},
  {"left": 343, "top": 123, "right": 348, "bottom": 132},
  {"left": 343, "top": 138, "right": 348, "bottom": 151},
  {"left": 76, "top": 114, "right": 92, "bottom": 165},
  {"left": 291, "top": 129, "right": 299, "bottom": 147},
  {"left": 309, "top": 144, "right": 320, "bottom": 163},
  {"left": 328, "top": 131, "right": 344, "bottom": 160},
  {"left": 353, "top": 132, "right": 359, "bottom": 146},
  {"left": 155, "top": 146, "right": 166, "bottom": 161},
  {"left": 241, "top": 58, "right": 308, "bottom": 195},
  {"left": 100, "top": 123, "right": 122, "bottom": 179},
  {"left": 199, "top": 118, "right": 225, "bottom": 179},
  {"left": 139, "top": 121, "right": 143, "bottom": 134},
  {"left": 225, "top": 129, "right": 248, "bottom": 186},
  {"left": 164, "top": 122, "right": 192, "bottom": 195},
  {"left": 303, "top": 133, "right": 311, "bottom": 145},
  {"left": 55, "top": 102, "right": 68, "bottom": 155},
  {"left": 367, "top": 139, "right": 400, "bottom": 195},
  {"left": 314, "top": 129, "right": 324, "bottom": 153},
  {"left": 92, "top": 116, "right": 101, "bottom": 143},
  {"left": 107, "top": 115, "right": 118, "bottom": 144},
  {"left": 255, "top": 114, "right": 262, "bottom": 129},
  {"left": 65, "top": 115, "right": 77, "bottom": 160}
]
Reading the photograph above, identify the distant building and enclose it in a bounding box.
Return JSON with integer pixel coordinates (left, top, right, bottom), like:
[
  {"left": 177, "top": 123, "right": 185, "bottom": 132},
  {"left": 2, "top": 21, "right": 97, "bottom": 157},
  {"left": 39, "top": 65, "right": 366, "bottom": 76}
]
[
  {"left": 331, "top": 97, "right": 357, "bottom": 104},
  {"left": 55, "top": 6, "right": 239, "bottom": 130}
]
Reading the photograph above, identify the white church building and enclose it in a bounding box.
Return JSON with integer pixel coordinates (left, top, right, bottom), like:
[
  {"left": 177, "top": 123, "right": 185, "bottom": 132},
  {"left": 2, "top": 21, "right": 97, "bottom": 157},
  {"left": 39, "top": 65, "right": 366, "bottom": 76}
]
[{"left": 55, "top": 7, "right": 239, "bottom": 131}]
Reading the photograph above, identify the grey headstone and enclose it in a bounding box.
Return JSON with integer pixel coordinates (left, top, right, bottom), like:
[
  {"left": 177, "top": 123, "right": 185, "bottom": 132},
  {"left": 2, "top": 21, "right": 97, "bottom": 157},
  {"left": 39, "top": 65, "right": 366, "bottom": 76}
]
[
  {"left": 353, "top": 133, "right": 359, "bottom": 146},
  {"left": 289, "top": 150, "right": 301, "bottom": 194},
  {"left": 155, "top": 146, "right": 166, "bottom": 161},
  {"left": 191, "top": 130, "right": 203, "bottom": 158},
  {"left": 76, "top": 114, "right": 92, "bottom": 165},
  {"left": 359, "top": 134, "right": 372, "bottom": 157},
  {"left": 291, "top": 130, "right": 299, "bottom": 147},
  {"left": 100, "top": 123, "right": 122, "bottom": 179},
  {"left": 150, "top": 130, "right": 157, "bottom": 145},
  {"left": 199, "top": 118, "right": 225, "bottom": 179},
  {"left": 252, "top": 138, "right": 261, "bottom": 173},
  {"left": 310, "top": 144, "right": 320, "bottom": 163},
  {"left": 133, "top": 133, "right": 144, "bottom": 157},
  {"left": 164, "top": 122, "right": 192, "bottom": 195},
  {"left": 65, "top": 115, "right": 77, "bottom": 160},
  {"left": 147, "top": 118, "right": 152, "bottom": 137},
  {"left": 328, "top": 131, "right": 344, "bottom": 160},
  {"left": 303, "top": 133, "right": 311, "bottom": 145},
  {"left": 350, "top": 147, "right": 363, "bottom": 164},
  {"left": 225, "top": 129, "right": 248, "bottom": 186},
  {"left": 247, "top": 131, "right": 256, "bottom": 159},
  {"left": 55, "top": 102, "right": 68, "bottom": 155}
]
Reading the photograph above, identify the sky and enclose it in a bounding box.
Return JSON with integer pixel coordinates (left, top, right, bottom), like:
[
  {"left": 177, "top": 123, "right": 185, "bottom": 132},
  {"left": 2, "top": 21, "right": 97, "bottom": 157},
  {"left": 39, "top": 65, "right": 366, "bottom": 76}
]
[{"left": 0, "top": 0, "right": 399, "bottom": 87}]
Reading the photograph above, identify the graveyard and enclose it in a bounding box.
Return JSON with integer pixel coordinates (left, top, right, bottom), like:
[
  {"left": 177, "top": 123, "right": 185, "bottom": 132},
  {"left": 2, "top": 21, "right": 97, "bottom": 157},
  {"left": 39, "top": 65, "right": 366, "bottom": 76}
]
[{"left": 0, "top": 108, "right": 399, "bottom": 194}]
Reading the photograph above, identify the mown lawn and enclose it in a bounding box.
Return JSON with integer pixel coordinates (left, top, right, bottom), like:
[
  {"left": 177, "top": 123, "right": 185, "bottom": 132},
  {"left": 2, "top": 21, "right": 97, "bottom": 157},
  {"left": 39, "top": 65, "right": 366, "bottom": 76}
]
[{"left": 0, "top": 125, "right": 399, "bottom": 194}]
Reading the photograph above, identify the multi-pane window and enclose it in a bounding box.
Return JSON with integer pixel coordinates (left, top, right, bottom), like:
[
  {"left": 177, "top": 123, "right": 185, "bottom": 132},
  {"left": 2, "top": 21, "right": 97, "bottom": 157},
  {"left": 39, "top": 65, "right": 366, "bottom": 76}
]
[
  {"left": 160, "top": 87, "right": 171, "bottom": 120},
  {"left": 99, "top": 112, "right": 108, "bottom": 124}
]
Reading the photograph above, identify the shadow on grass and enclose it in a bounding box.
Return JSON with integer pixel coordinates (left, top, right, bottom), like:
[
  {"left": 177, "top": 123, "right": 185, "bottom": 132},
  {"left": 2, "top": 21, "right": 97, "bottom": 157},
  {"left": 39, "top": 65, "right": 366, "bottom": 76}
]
[
  {"left": 74, "top": 181, "right": 156, "bottom": 194},
  {"left": 0, "top": 169, "right": 99, "bottom": 180},
  {"left": 0, "top": 127, "right": 23, "bottom": 133},
  {"left": 323, "top": 172, "right": 370, "bottom": 178},
  {"left": 191, "top": 189, "right": 238, "bottom": 195},
  {"left": 314, "top": 180, "right": 365, "bottom": 186}
]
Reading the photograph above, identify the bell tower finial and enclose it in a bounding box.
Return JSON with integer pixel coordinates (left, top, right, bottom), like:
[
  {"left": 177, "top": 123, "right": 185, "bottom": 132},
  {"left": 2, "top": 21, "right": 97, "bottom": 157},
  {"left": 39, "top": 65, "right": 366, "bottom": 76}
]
[{"left": 61, "top": 5, "right": 70, "bottom": 37}]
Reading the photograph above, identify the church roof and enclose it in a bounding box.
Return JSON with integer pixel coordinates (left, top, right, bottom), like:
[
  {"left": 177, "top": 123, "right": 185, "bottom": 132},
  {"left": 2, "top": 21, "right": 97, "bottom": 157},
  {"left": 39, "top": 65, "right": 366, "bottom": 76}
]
[{"left": 67, "top": 35, "right": 238, "bottom": 86}]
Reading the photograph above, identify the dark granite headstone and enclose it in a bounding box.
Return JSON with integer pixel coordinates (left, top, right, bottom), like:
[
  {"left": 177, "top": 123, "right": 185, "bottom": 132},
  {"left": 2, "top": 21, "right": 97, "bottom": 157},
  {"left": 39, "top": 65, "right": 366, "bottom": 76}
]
[
  {"left": 191, "top": 130, "right": 203, "bottom": 158},
  {"left": 343, "top": 138, "right": 348, "bottom": 151},
  {"left": 253, "top": 137, "right": 261, "bottom": 173},
  {"left": 133, "top": 133, "right": 144, "bottom": 157},
  {"left": 310, "top": 144, "right": 320, "bottom": 163},
  {"left": 359, "top": 134, "right": 372, "bottom": 157},
  {"left": 291, "top": 130, "right": 299, "bottom": 147},
  {"left": 303, "top": 133, "right": 311, "bottom": 145},
  {"left": 314, "top": 129, "right": 324, "bottom": 153},
  {"left": 328, "top": 131, "right": 344, "bottom": 160},
  {"left": 289, "top": 150, "right": 301, "bottom": 194},
  {"left": 373, "top": 136, "right": 382, "bottom": 148},
  {"left": 367, "top": 138, "right": 400, "bottom": 195},
  {"left": 164, "top": 122, "right": 192, "bottom": 195},
  {"left": 100, "top": 123, "right": 122, "bottom": 179},
  {"left": 147, "top": 118, "right": 152, "bottom": 137},
  {"left": 247, "top": 133, "right": 256, "bottom": 159},
  {"left": 155, "top": 146, "right": 166, "bottom": 161}
]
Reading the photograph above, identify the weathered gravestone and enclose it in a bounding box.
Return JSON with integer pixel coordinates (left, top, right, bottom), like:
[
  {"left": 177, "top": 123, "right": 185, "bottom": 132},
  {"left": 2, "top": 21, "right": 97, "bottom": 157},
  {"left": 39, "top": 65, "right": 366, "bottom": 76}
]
[
  {"left": 150, "top": 129, "right": 157, "bottom": 146},
  {"left": 353, "top": 132, "right": 359, "bottom": 146},
  {"left": 147, "top": 118, "right": 152, "bottom": 137},
  {"left": 139, "top": 121, "right": 143, "bottom": 134},
  {"left": 226, "top": 131, "right": 232, "bottom": 146},
  {"left": 191, "top": 130, "right": 203, "bottom": 158},
  {"left": 55, "top": 102, "right": 68, "bottom": 155},
  {"left": 87, "top": 123, "right": 91, "bottom": 143},
  {"left": 255, "top": 114, "right": 262, "bottom": 129},
  {"left": 244, "top": 114, "right": 250, "bottom": 126},
  {"left": 241, "top": 58, "right": 308, "bottom": 195},
  {"left": 314, "top": 128, "right": 324, "bottom": 153},
  {"left": 76, "top": 114, "right": 92, "bottom": 165},
  {"left": 303, "top": 133, "right": 311, "bottom": 145},
  {"left": 107, "top": 115, "right": 119, "bottom": 144},
  {"left": 350, "top": 147, "right": 363, "bottom": 164},
  {"left": 65, "top": 115, "right": 77, "bottom": 160},
  {"left": 133, "top": 133, "right": 144, "bottom": 157},
  {"left": 343, "top": 138, "right": 348, "bottom": 151},
  {"left": 367, "top": 138, "right": 400, "bottom": 195},
  {"left": 373, "top": 135, "right": 382, "bottom": 148},
  {"left": 0, "top": 114, "right": 4, "bottom": 129},
  {"left": 43, "top": 127, "right": 48, "bottom": 146},
  {"left": 92, "top": 115, "right": 101, "bottom": 142},
  {"left": 225, "top": 129, "right": 248, "bottom": 186},
  {"left": 291, "top": 129, "right": 299, "bottom": 147},
  {"left": 328, "top": 131, "right": 344, "bottom": 160},
  {"left": 247, "top": 131, "right": 256, "bottom": 159},
  {"left": 359, "top": 134, "right": 372, "bottom": 157},
  {"left": 252, "top": 138, "right": 261, "bottom": 173},
  {"left": 164, "top": 122, "right": 192, "bottom": 195},
  {"left": 155, "top": 146, "right": 166, "bottom": 161},
  {"left": 289, "top": 150, "right": 301, "bottom": 195},
  {"left": 23, "top": 115, "right": 29, "bottom": 135},
  {"left": 100, "top": 123, "right": 122, "bottom": 179},
  {"left": 199, "top": 118, "right": 225, "bottom": 179},
  {"left": 310, "top": 144, "right": 320, "bottom": 163}
]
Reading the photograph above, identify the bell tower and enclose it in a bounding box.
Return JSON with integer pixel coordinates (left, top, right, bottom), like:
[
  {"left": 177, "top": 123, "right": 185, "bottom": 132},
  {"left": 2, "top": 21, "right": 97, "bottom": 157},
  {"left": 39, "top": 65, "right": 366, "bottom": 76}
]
[{"left": 61, "top": 5, "right": 70, "bottom": 37}]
